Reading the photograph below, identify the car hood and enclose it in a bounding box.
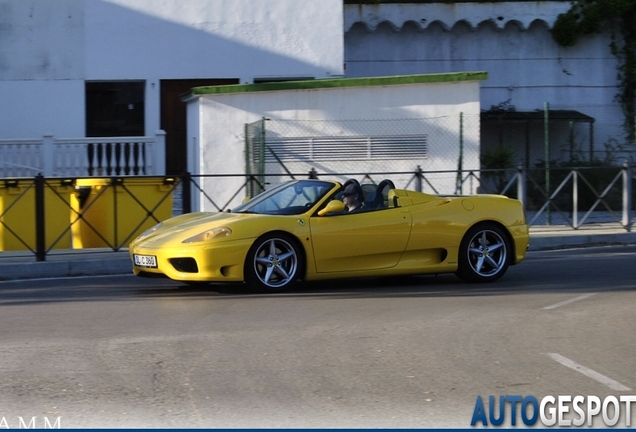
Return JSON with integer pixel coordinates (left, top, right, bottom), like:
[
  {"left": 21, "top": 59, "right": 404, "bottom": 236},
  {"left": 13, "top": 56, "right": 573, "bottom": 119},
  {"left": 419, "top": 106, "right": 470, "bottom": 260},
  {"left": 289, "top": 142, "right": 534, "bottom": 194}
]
[{"left": 133, "top": 211, "right": 259, "bottom": 246}]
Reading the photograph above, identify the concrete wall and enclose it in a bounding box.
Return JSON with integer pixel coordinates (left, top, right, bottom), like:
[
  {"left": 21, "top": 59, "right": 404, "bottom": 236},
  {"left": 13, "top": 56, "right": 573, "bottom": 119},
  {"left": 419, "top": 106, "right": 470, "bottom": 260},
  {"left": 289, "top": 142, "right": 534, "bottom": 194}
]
[
  {"left": 0, "top": 0, "right": 344, "bottom": 139},
  {"left": 186, "top": 74, "right": 484, "bottom": 211},
  {"left": 344, "top": 2, "right": 625, "bottom": 165}
]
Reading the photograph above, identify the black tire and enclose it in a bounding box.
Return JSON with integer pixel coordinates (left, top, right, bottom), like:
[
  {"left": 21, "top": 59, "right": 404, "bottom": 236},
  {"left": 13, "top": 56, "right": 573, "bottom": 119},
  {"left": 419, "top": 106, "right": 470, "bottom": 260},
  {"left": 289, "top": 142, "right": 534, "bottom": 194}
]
[
  {"left": 245, "top": 233, "right": 304, "bottom": 291},
  {"left": 456, "top": 223, "right": 511, "bottom": 283}
]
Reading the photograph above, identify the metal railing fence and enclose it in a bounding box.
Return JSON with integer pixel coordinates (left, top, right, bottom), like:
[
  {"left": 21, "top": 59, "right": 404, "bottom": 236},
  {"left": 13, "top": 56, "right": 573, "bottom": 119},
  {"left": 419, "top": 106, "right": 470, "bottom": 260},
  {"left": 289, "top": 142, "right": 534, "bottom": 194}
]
[
  {"left": 0, "top": 175, "right": 178, "bottom": 261},
  {"left": 0, "top": 131, "right": 166, "bottom": 177},
  {"left": 1, "top": 164, "right": 634, "bottom": 260}
]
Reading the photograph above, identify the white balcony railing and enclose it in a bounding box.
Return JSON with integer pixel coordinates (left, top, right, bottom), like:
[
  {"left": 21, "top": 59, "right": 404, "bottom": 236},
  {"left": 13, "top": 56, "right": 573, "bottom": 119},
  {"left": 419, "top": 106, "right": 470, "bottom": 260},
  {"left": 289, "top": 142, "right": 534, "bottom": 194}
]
[{"left": 0, "top": 131, "right": 166, "bottom": 177}]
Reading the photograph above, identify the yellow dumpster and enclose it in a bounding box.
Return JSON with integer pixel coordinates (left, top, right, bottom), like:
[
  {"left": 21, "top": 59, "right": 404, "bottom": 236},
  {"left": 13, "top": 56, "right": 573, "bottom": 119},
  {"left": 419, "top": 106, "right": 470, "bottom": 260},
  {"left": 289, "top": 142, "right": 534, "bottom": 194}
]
[
  {"left": 0, "top": 178, "right": 74, "bottom": 251},
  {"left": 71, "top": 177, "right": 175, "bottom": 249}
]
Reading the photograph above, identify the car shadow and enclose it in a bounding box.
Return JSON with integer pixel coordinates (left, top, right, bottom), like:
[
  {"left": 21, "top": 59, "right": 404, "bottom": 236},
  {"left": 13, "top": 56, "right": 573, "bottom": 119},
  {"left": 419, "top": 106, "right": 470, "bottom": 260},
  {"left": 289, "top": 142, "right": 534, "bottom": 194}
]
[
  {"left": 2, "top": 245, "right": 636, "bottom": 305},
  {"left": 155, "top": 267, "right": 629, "bottom": 300}
]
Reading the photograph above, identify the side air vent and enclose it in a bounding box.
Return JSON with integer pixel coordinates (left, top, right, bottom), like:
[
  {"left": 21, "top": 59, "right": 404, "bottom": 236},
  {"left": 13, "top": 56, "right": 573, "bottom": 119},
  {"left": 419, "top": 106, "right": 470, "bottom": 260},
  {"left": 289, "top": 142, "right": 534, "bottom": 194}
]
[
  {"left": 262, "top": 135, "right": 428, "bottom": 162},
  {"left": 169, "top": 258, "right": 199, "bottom": 273}
]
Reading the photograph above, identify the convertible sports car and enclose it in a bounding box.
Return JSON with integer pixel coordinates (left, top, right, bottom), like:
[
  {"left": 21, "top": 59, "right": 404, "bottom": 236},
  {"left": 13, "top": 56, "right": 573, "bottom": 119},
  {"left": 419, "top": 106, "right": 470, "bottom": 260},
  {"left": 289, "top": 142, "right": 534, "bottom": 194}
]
[{"left": 130, "top": 179, "right": 529, "bottom": 291}]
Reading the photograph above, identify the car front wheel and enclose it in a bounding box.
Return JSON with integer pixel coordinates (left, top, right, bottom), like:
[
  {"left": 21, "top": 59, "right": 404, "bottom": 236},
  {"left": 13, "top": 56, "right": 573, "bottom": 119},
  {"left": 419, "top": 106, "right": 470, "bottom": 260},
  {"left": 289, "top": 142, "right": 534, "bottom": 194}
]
[
  {"left": 456, "top": 223, "right": 511, "bottom": 283},
  {"left": 245, "top": 233, "right": 303, "bottom": 291}
]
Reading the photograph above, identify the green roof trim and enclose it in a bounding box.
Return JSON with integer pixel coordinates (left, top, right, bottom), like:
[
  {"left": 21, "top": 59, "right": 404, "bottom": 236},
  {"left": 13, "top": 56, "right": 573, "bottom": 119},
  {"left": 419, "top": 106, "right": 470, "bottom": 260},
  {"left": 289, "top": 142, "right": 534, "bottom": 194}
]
[{"left": 183, "top": 72, "right": 488, "bottom": 100}]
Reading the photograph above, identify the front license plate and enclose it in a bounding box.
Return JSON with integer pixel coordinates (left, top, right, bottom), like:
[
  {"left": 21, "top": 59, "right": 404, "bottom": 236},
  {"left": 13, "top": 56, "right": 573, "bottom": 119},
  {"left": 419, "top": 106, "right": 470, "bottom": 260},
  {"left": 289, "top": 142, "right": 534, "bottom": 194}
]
[{"left": 134, "top": 254, "right": 157, "bottom": 268}]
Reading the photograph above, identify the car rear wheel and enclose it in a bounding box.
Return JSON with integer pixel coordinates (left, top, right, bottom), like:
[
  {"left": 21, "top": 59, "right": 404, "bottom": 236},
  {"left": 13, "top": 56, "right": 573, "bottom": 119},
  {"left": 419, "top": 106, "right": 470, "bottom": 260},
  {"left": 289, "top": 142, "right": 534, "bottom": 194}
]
[
  {"left": 456, "top": 223, "right": 510, "bottom": 283},
  {"left": 245, "top": 233, "right": 303, "bottom": 291}
]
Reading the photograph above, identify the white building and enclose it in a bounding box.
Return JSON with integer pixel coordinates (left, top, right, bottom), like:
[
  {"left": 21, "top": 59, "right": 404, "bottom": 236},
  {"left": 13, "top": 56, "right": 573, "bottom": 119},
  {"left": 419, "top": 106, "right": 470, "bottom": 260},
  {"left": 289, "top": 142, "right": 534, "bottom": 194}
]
[
  {"left": 184, "top": 72, "right": 486, "bottom": 210},
  {"left": 0, "top": 0, "right": 344, "bottom": 174},
  {"left": 0, "top": 1, "right": 626, "bottom": 177}
]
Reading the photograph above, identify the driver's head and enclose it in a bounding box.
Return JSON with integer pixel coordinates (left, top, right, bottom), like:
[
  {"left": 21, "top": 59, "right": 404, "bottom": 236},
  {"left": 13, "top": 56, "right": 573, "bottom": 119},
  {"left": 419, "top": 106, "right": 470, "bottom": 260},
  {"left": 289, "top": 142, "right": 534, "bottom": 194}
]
[{"left": 342, "top": 184, "right": 361, "bottom": 206}]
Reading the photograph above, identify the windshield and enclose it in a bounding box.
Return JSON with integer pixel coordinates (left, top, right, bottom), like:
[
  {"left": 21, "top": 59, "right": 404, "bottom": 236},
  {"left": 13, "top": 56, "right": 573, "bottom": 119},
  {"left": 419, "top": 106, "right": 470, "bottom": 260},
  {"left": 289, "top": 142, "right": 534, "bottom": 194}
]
[{"left": 232, "top": 180, "right": 334, "bottom": 215}]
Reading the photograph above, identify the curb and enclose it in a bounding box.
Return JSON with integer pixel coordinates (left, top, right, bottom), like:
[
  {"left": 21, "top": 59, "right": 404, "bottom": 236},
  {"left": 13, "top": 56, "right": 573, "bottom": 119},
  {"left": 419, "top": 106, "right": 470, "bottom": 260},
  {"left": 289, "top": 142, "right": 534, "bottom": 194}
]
[
  {"left": 0, "top": 258, "right": 132, "bottom": 281},
  {"left": 528, "top": 232, "right": 636, "bottom": 251}
]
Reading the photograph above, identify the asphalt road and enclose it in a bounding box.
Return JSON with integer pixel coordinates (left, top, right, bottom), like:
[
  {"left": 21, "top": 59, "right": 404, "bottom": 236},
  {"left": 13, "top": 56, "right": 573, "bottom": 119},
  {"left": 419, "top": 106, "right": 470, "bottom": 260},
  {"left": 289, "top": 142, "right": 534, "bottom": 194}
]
[{"left": 0, "top": 246, "right": 634, "bottom": 428}]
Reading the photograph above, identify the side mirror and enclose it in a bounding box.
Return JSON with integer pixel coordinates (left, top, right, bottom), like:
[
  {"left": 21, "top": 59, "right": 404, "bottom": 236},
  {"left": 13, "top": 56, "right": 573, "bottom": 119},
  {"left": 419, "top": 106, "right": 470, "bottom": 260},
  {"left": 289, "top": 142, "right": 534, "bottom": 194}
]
[{"left": 318, "top": 200, "right": 345, "bottom": 216}]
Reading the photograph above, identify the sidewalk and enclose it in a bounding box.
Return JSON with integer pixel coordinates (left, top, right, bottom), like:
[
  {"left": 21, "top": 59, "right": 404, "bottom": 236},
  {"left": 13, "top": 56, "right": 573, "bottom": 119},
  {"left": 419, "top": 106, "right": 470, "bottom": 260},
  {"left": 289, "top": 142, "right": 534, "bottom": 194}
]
[
  {"left": 528, "top": 224, "right": 636, "bottom": 250},
  {"left": 0, "top": 249, "right": 132, "bottom": 281},
  {"left": 1, "top": 225, "right": 635, "bottom": 281}
]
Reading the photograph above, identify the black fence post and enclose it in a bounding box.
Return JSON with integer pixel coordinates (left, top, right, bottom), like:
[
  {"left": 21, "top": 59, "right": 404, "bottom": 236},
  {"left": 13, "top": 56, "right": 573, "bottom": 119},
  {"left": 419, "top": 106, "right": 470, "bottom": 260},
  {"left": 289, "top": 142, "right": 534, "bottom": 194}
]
[
  {"left": 182, "top": 171, "right": 192, "bottom": 214},
  {"left": 415, "top": 165, "right": 423, "bottom": 192},
  {"left": 35, "top": 174, "right": 46, "bottom": 262}
]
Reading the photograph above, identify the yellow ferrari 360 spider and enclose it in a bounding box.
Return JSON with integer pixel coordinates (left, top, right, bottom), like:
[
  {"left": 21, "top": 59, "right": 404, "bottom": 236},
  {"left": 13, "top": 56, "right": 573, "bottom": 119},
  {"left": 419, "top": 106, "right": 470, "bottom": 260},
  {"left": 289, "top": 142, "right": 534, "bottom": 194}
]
[{"left": 130, "top": 179, "right": 529, "bottom": 291}]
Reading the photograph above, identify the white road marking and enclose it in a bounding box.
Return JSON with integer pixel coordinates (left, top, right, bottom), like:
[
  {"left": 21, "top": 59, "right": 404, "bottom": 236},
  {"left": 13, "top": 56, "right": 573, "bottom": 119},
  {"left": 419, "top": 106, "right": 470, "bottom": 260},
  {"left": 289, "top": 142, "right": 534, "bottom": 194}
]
[
  {"left": 545, "top": 353, "right": 631, "bottom": 391},
  {"left": 542, "top": 293, "right": 597, "bottom": 310}
]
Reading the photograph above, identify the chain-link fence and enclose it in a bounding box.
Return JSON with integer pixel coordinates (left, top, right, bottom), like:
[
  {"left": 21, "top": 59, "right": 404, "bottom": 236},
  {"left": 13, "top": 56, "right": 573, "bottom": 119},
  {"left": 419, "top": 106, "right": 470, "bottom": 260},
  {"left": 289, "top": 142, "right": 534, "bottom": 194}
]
[
  {"left": 184, "top": 162, "right": 635, "bottom": 230},
  {"left": 245, "top": 114, "right": 481, "bottom": 196}
]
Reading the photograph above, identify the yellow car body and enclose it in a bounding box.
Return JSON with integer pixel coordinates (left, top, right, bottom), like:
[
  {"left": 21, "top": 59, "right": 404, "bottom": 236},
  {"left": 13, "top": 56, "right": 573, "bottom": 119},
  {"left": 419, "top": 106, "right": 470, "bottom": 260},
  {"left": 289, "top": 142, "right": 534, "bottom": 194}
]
[{"left": 130, "top": 179, "right": 529, "bottom": 291}]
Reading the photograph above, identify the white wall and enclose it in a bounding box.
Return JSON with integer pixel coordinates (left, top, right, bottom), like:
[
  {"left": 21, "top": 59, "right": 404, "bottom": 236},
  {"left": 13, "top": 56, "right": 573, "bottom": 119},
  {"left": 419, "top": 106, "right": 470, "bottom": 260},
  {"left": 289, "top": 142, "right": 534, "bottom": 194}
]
[
  {"left": 0, "top": 0, "right": 344, "bottom": 139},
  {"left": 344, "top": 2, "right": 625, "bottom": 163},
  {"left": 0, "top": 0, "right": 85, "bottom": 138},
  {"left": 0, "top": 80, "right": 86, "bottom": 138},
  {"left": 344, "top": 1, "right": 571, "bottom": 32},
  {"left": 0, "top": 0, "right": 85, "bottom": 81},
  {"left": 84, "top": 0, "right": 344, "bottom": 82},
  {"left": 187, "top": 76, "right": 483, "bottom": 211}
]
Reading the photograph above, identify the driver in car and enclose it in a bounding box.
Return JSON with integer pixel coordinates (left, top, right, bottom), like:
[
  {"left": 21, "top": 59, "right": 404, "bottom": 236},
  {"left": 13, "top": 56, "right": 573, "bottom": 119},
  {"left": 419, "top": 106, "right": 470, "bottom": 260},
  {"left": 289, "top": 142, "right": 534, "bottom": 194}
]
[{"left": 342, "top": 183, "right": 364, "bottom": 213}]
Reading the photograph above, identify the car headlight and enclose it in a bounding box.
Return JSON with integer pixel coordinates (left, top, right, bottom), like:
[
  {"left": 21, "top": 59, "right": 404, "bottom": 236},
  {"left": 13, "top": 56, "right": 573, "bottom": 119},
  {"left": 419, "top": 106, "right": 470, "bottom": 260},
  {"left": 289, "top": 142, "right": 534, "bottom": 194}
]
[
  {"left": 182, "top": 226, "right": 232, "bottom": 243},
  {"left": 137, "top": 222, "right": 163, "bottom": 240}
]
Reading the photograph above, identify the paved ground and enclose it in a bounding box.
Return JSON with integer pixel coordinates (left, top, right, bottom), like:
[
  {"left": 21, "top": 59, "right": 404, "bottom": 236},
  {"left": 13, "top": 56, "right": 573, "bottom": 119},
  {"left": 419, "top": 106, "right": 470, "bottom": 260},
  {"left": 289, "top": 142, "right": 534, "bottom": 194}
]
[
  {"left": 1, "top": 224, "right": 635, "bottom": 281},
  {"left": 1, "top": 246, "right": 635, "bottom": 428}
]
